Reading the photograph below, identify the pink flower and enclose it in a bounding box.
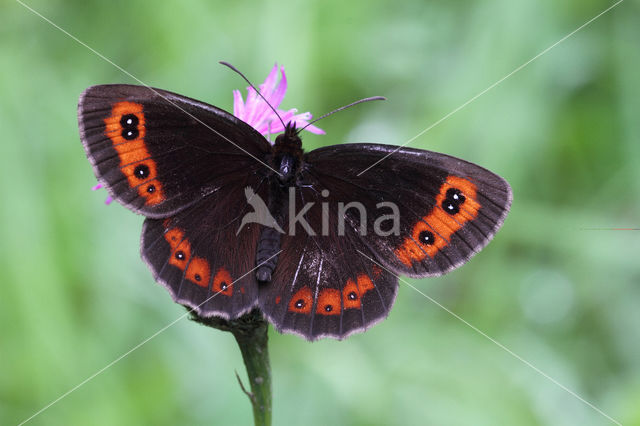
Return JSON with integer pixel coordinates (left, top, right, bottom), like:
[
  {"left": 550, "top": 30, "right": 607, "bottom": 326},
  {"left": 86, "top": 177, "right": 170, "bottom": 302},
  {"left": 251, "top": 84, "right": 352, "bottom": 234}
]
[
  {"left": 92, "top": 183, "right": 113, "bottom": 205},
  {"left": 233, "top": 64, "right": 325, "bottom": 138}
]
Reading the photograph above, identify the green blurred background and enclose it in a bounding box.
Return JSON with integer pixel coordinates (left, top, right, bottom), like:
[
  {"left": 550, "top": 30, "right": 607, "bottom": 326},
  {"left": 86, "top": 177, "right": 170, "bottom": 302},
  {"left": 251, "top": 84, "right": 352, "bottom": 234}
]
[{"left": 1, "top": 0, "right": 639, "bottom": 424}]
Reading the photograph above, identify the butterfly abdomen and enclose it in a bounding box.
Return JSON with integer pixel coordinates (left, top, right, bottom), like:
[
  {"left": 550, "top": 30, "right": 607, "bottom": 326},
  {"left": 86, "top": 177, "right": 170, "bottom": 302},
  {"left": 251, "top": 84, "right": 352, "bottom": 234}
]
[
  {"left": 256, "top": 226, "right": 282, "bottom": 282},
  {"left": 255, "top": 174, "right": 291, "bottom": 282}
]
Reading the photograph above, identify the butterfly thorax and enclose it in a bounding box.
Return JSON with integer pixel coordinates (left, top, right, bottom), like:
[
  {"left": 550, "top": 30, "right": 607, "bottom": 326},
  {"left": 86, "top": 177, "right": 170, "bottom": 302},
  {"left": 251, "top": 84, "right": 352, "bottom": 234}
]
[{"left": 272, "top": 124, "right": 303, "bottom": 185}]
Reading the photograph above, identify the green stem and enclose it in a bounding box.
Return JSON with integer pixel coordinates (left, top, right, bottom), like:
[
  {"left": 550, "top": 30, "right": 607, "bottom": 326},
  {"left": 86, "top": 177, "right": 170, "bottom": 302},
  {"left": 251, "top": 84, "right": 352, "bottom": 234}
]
[{"left": 191, "top": 309, "right": 272, "bottom": 426}]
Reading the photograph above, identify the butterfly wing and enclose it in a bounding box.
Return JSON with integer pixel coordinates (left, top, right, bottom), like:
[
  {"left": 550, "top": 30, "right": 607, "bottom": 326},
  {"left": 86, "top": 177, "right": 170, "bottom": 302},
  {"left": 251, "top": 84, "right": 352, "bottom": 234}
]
[
  {"left": 304, "top": 143, "right": 512, "bottom": 277},
  {"left": 141, "top": 174, "right": 268, "bottom": 319},
  {"left": 259, "top": 143, "right": 511, "bottom": 340},
  {"left": 78, "top": 84, "right": 271, "bottom": 218},
  {"left": 258, "top": 188, "right": 398, "bottom": 340}
]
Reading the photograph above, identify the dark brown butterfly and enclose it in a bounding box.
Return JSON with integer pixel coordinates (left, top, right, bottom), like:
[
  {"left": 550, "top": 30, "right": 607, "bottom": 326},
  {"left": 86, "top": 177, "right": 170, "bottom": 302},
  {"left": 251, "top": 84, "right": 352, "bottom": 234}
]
[{"left": 78, "top": 82, "right": 511, "bottom": 341}]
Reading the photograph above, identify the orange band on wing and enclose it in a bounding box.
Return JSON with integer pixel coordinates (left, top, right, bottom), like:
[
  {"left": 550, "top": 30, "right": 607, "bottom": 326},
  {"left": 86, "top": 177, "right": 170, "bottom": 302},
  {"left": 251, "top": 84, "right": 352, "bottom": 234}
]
[
  {"left": 104, "top": 101, "right": 165, "bottom": 205},
  {"left": 341, "top": 274, "right": 375, "bottom": 310},
  {"left": 212, "top": 268, "right": 233, "bottom": 296},
  {"left": 289, "top": 287, "right": 313, "bottom": 314},
  {"left": 316, "top": 288, "right": 341, "bottom": 315},
  {"left": 395, "top": 176, "right": 481, "bottom": 266},
  {"left": 186, "top": 257, "right": 211, "bottom": 288},
  {"left": 163, "top": 226, "right": 212, "bottom": 288},
  {"left": 288, "top": 273, "right": 376, "bottom": 315}
]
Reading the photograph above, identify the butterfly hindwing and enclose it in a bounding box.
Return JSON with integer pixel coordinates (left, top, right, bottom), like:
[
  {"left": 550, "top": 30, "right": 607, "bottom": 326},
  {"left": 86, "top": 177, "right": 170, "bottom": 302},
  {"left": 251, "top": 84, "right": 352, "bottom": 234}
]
[
  {"left": 258, "top": 187, "right": 398, "bottom": 340},
  {"left": 141, "top": 174, "right": 268, "bottom": 319},
  {"left": 78, "top": 84, "right": 271, "bottom": 218},
  {"left": 304, "top": 144, "right": 512, "bottom": 278}
]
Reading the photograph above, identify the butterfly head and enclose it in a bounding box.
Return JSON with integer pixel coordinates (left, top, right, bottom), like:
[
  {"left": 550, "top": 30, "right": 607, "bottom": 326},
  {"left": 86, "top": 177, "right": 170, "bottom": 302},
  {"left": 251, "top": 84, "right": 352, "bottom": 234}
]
[
  {"left": 274, "top": 122, "right": 302, "bottom": 147},
  {"left": 273, "top": 122, "right": 303, "bottom": 183}
]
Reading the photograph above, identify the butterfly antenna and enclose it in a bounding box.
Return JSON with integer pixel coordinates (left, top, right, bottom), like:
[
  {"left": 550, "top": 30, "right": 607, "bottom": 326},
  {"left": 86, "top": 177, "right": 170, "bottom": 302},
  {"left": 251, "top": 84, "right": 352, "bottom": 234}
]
[
  {"left": 220, "top": 61, "right": 287, "bottom": 131},
  {"left": 297, "top": 96, "right": 386, "bottom": 134}
]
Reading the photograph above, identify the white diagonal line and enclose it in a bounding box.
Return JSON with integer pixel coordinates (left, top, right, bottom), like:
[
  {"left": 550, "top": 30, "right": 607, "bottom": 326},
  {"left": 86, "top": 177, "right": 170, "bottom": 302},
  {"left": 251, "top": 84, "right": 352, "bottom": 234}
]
[
  {"left": 356, "top": 250, "right": 622, "bottom": 425},
  {"left": 14, "top": 0, "right": 281, "bottom": 177},
  {"left": 357, "top": 0, "right": 624, "bottom": 177},
  {"left": 18, "top": 250, "right": 282, "bottom": 425}
]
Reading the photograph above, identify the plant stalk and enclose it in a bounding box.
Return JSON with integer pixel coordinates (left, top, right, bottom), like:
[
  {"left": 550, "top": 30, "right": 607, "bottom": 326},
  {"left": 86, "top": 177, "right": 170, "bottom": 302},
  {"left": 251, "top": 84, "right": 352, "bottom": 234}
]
[{"left": 191, "top": 309, "right": 272, "bottom": 426}]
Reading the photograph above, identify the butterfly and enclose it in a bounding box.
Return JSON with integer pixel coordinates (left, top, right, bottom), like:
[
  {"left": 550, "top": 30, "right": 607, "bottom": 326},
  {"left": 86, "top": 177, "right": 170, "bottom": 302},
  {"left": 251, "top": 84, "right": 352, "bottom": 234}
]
[{"left": 78, "top": 81, "right": 512, "bottom": 341}]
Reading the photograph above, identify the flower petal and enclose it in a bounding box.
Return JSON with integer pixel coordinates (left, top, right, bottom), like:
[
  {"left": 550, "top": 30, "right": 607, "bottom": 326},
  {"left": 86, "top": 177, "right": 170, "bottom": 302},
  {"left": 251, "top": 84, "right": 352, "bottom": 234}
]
[
  {"left": 231, "top": 63, "right": 324, "bottom": 139},
  {"left": 260, "top": 64, "right": 280, "bottom": 100},
  {"left": 245, "top": 65, "right": 278, "bottom": 125},
  {"left": 301, "top": 123, "right": 325, "bottom": 135},
  {"left": 243, "top": 87, "right": 260, "bottom": 124},
  {"left": 270, "top": 66, "right": 287, "bottom": 109},
  {"left": 233, "top": 90, "right": 244, "bottom": 118},
  {"left": 251, "top": 65, "right": 286, "bottom": 128}
]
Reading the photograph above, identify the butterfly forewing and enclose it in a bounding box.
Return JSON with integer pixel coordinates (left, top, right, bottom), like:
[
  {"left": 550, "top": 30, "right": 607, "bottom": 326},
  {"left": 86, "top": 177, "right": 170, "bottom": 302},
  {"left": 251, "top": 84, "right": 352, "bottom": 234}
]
[
  {"left": 304, "top": 144, "right": 512, "bottom": 278},
  {"left": 78, "top": 84, "right": 271, "bottom": 218}
]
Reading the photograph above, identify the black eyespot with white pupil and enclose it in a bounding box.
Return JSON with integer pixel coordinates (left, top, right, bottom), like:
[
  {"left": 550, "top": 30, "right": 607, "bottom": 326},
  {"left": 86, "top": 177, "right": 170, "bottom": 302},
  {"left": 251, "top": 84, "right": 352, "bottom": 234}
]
[
  {"left": 295, "top": 299, "right": 305, "bottom": 309},
  {"left": 194, "top": 274, "right": 201, "bottom": 281},
  {"left": 348, "top": 292, "right": 358, "bottom": 300},
  {"left": 442, "top": 187, "right": 465, "bottom": 215},
  {"left": 133, "top": 164, "right": 150, "bottom": 180},
  {"left": 418, "top": 230, "right": 435, "bottom": 245},
  {"left": 120, "top": 114, "right": 140, "bottom": 141},
  {"left": 120, "top": 114, "right": 139, "bottom": 127},
  {"left": 220, "top": 281, "right": 228, "bottom": 291},
  {"left": 443, "top": 202, "right": 460, "bottom": 214},
  {"left": 175, "top": 251, "right": 185, "bottom": 260},
  {"left": 122, "top": 128, "right": 138, "bottom": 140},
  {"left": 120, "top": 114, "right": 140, "bottom": 140},
  {"left": 123, "top": 129, "right": 138, "bottom": 140},
  {"left": 324, "top": 305, "right": 333, "bottom": 312},
  {"left": 147, "top": 184, "right": 155, "bottom": 193},
  {"left": 446, "top": 188, "right": 465, "bottom": 204}
]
